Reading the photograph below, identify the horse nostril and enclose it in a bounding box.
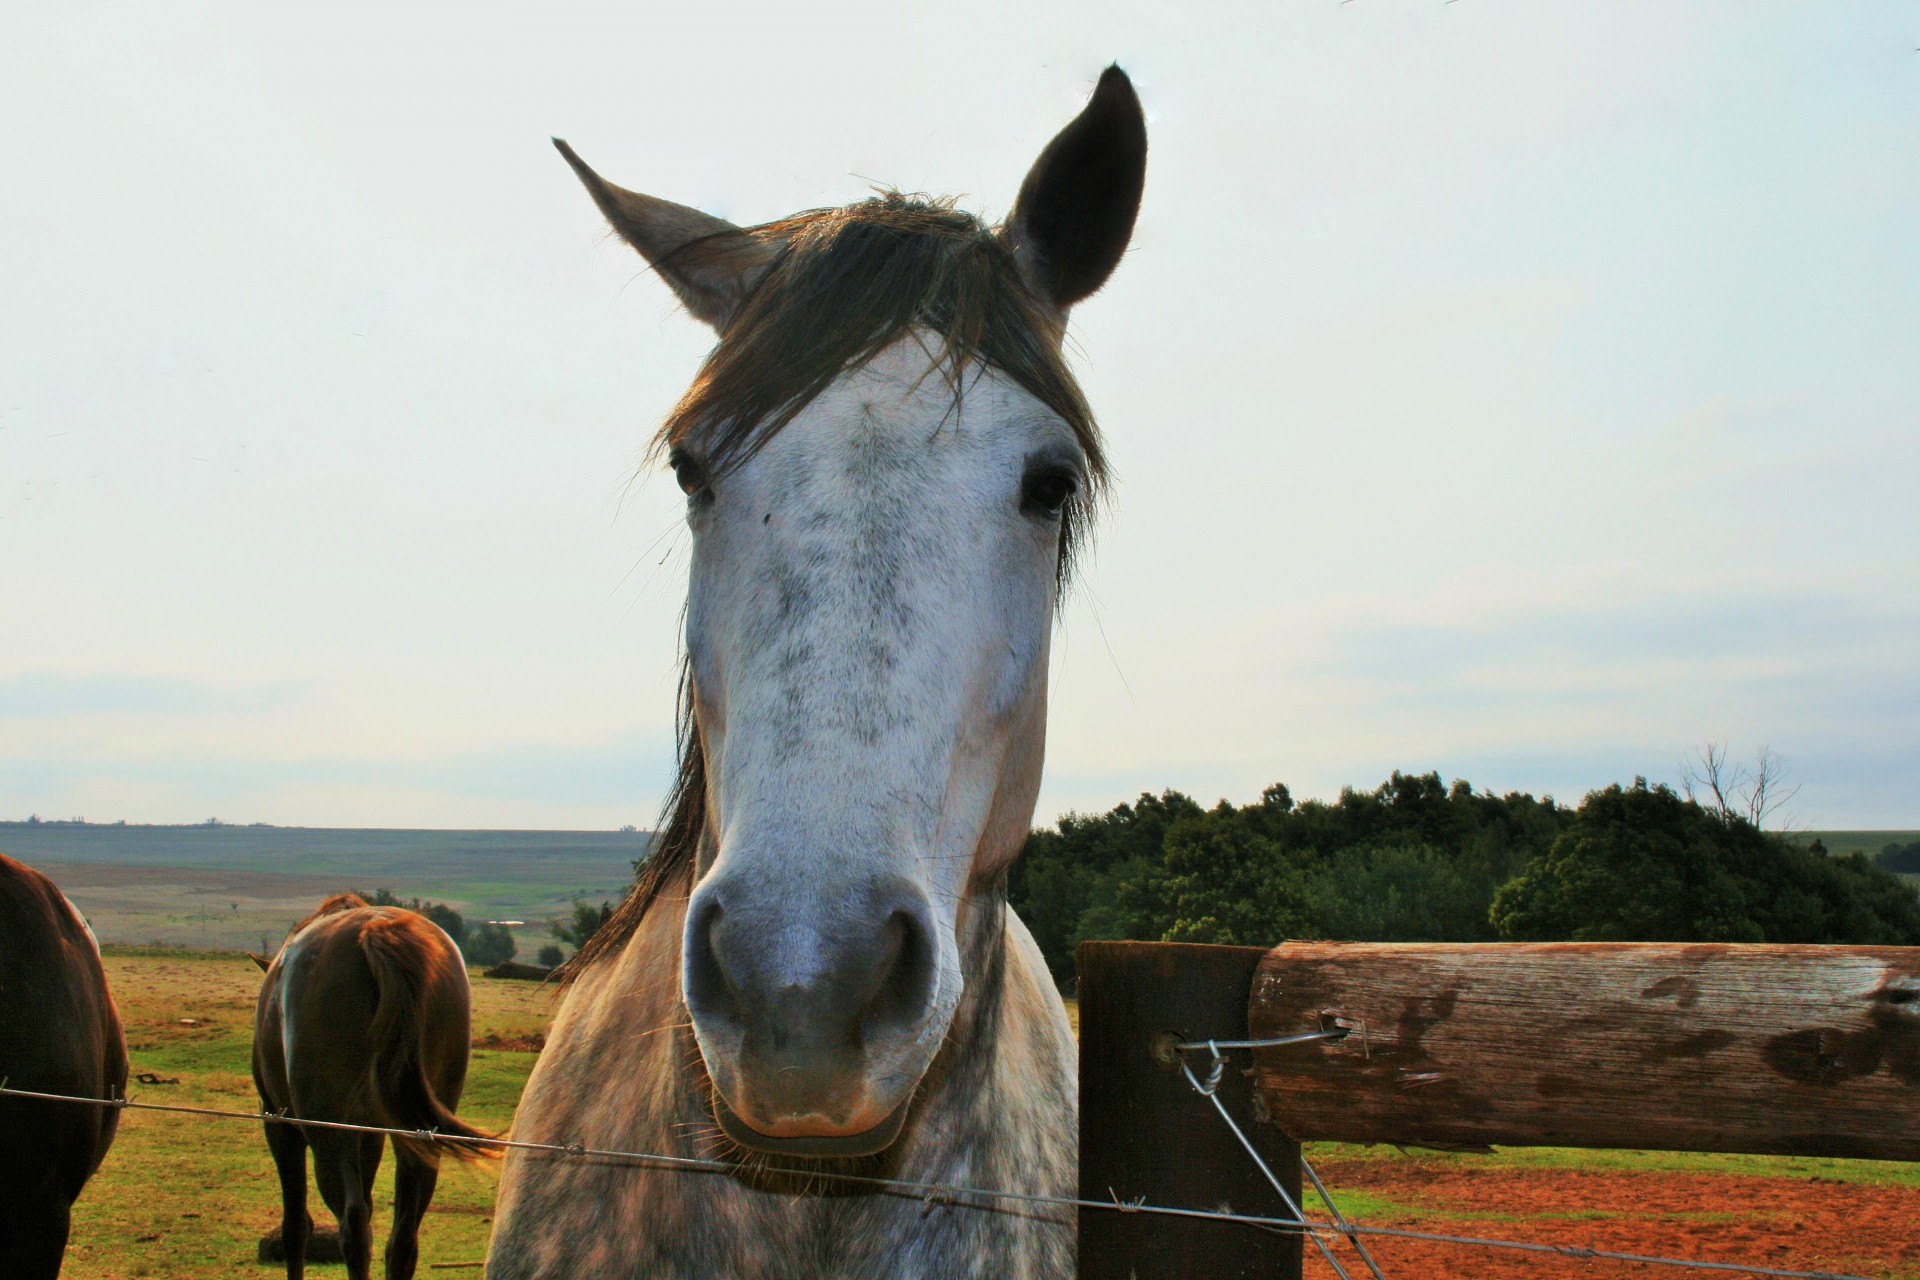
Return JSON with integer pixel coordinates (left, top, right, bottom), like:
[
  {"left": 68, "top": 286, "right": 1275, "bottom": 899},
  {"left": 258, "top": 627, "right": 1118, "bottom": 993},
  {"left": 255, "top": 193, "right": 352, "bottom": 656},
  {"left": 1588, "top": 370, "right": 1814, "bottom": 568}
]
[
  {"left": 862, "top": 902, "right": 938, "bottom": 1043},
  {"left": 683, "top": 894, "right": 741, "bottom": 1024},
  {"left": 684, "top": 876, "right": 941, "bottom": 1071}
]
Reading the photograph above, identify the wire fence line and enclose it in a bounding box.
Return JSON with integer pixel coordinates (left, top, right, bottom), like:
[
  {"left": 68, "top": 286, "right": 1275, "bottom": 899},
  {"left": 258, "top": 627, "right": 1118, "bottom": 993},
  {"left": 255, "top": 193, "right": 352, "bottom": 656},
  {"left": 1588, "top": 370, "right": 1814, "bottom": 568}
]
[
  {"left": 1176, "top": 1045, "right": 1378, "bottom": 1280},
  {"left": 0, "top": 1079, "right": 1877, "bottom": 1280},
  {"left": 1168, "top": 1035, "right": 1876, "bottom": 1280}
]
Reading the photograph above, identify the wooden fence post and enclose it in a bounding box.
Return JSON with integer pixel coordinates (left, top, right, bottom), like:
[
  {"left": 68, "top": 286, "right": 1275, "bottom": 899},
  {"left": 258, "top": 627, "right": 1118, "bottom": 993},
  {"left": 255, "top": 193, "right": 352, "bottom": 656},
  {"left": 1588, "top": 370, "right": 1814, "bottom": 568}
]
[{"left": 1078, "top": 941, "right": 1302, "bottom": 1280}]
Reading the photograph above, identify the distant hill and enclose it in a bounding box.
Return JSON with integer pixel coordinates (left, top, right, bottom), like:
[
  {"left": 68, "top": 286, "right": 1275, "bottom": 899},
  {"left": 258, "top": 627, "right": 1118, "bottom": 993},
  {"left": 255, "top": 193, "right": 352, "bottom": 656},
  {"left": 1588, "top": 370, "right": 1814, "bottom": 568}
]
[
  {"left": 0, "top": 822, "right": 647, "bottom": 952},
  {"left": 9, "top": 821, "right": 1911, "bottom": 954},
  {"left": 1806, "top": 830, "right": 1920, "bottom": 860},
  {"left": 1802, "top": 832, "right": 1920, "bottom": 892}
]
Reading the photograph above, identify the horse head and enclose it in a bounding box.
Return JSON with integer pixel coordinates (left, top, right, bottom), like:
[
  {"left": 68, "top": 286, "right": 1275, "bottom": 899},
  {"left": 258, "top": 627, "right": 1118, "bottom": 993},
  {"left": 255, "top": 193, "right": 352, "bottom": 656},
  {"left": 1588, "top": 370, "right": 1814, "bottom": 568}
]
[{"left": 559, "top": 69, "right": 1145, "bottom": 1157}]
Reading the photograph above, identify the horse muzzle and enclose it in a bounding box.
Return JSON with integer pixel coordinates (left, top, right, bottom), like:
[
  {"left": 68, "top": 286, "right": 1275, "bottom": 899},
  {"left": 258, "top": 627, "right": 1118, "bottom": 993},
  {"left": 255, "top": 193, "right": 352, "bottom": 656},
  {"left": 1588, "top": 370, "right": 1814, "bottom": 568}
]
[{"left": 682, "top": 873, "right": 945, "bottom": 1157}]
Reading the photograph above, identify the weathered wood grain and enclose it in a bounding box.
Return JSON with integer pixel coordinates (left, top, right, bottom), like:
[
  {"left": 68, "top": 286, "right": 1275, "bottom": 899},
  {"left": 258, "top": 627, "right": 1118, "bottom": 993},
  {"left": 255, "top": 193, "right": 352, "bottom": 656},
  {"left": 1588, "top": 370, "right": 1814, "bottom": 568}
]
[{"left": 1247, "top": 942, "right": 1920, "bottom": 1160}]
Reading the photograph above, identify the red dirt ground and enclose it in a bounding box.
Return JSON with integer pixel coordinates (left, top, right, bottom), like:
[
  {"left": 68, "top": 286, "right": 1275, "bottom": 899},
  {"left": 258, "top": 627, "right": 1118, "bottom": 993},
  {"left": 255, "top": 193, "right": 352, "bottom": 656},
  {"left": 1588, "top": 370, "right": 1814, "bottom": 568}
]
[{"left": 1301, "top": 1159, "right": 1920, "bottom": 1280}]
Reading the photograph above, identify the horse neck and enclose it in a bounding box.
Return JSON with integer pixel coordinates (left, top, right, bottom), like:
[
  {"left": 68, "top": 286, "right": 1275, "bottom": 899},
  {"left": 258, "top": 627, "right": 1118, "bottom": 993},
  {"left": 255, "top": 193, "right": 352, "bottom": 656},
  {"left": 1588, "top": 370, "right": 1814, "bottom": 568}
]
[{"left": 950, "top": 874, "right": 1015, "bottom": 1039}]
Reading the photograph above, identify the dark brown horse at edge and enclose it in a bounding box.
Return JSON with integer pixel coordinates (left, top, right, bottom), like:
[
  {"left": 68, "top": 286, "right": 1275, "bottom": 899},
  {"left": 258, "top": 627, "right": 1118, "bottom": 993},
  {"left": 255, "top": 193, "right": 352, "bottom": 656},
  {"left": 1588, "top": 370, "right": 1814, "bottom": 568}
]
[
  {"left": 252, "top": 893, "right": 493, "bottom": 1280},
  {"left": 0, "top": 852, "right": 128, "bottom": 1279}
]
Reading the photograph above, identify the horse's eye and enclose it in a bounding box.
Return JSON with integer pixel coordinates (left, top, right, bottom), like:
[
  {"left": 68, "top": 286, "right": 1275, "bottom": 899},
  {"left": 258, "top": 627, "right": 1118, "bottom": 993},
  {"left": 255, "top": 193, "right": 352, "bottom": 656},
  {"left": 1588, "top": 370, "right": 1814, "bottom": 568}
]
[
  {"left": 1021, "top": 466, "right": 1077, "bottom": 517},
  {"left": 668, "top": 448, "right": 710, "bottom": 501}
]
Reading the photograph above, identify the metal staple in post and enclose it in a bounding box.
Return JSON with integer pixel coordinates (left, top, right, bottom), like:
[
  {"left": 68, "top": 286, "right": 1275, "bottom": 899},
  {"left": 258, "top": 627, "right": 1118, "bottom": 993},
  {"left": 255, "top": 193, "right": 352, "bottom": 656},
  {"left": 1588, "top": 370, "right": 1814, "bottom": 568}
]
[{"left": 1173, "top": 1029, "right": 1349, "bottom": 1053}]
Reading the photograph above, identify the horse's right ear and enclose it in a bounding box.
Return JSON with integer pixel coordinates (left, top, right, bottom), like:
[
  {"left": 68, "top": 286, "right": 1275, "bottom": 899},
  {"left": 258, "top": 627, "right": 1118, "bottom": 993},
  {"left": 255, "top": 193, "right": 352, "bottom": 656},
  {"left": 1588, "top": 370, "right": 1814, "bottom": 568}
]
[
  {"left": 553, "top": 139, "right": 779, "bottom": 333},
  {"left": 246, "top": 951, "right": 272, "bottom": 973},
  {"left": 1002, "top": 65, "right": 1149, "bottom": 314}
]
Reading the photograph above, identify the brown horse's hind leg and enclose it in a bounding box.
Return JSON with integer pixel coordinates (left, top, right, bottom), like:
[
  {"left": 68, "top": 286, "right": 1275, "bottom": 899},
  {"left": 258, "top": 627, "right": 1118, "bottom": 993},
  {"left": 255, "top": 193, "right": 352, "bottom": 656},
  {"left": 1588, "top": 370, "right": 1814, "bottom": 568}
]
[
  {"left": 356, "top": 1131, "right": 385, "bottom": 1207},
  {"left": 311, "top": 1131, "right": 376, "bottom": 1280},
  {"left": 0, "top": 1195, "right": 72, "bottom": 1280},
  {"left": 264, "top": 1122, "right": 312, "bottom": 1280},
  {"left": 384, "top": 1148, "right": 440, "bottom": 1280}
]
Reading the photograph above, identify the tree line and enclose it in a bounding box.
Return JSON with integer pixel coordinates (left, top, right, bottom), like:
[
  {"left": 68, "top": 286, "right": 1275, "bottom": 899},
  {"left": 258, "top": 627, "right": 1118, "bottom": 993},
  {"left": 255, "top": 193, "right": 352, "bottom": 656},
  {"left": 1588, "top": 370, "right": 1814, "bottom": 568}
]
[
  {"left": 352, "top": 888, "right": 519, "bottom": 965},
  {"left": 342, "top": 891, "right": 618, "bottom": 970},
  {"left": 1877, "top": 838, "right": 1920, "bottom": 874},
  {"left": 1005, "top": 772, "right": 1920, "bottom": 990},
  {"left": 377, "top": 774, "right": 1917, "bottom": 982}
]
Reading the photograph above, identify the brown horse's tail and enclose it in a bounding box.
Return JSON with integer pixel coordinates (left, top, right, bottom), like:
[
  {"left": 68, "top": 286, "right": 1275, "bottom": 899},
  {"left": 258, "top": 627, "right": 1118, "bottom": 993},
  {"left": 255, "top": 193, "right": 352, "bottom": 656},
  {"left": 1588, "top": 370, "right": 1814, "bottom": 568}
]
[{"left": 358, "top": 914, "right": 497, "bottom": 1164}]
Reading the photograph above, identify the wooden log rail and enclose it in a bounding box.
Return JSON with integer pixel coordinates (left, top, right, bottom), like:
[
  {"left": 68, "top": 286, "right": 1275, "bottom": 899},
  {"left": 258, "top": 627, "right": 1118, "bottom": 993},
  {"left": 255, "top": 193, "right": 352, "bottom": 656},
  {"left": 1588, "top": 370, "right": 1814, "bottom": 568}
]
[{"left": 1247, "top": 942, "right": 1920, "bottom": 1160}]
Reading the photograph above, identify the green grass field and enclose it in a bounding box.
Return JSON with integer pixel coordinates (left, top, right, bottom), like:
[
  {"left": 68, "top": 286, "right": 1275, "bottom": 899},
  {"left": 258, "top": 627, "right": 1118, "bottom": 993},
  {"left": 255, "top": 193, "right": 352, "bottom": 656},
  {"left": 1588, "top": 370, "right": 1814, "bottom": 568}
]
[
  {"left": 58, "top": 948, "right": 1920, "bottom": 1279},
  {"left": 1808, "top": 830, "right": 1920, "bottom": 855},
  {"left": 0, "top": 824, "right": 645, "bottom": 952},
  {"left": 1812, "top": 830, "right": 1920, "bottom": 894},
  {"left": 64, "top": 949, "right": 553, "bottom": 1278},
  {"left": 1300, "top": 1140, "right": 1920, "bottom": 1198}
]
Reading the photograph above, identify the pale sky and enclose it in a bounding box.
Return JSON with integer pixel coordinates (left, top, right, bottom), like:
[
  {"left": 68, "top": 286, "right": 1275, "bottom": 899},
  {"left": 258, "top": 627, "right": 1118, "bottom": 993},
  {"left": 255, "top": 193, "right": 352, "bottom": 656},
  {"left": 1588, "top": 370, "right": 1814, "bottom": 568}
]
[{"left": 3, "top": 1, "right": 1915, "bottom": 831}]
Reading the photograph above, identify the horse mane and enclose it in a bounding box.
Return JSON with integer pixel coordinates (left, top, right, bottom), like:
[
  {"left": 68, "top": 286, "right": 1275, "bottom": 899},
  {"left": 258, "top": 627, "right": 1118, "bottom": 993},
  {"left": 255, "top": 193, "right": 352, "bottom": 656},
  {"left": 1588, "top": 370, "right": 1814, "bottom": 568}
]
[{"left": 567, "top": 193, "right": 1105, "bottom": 980}]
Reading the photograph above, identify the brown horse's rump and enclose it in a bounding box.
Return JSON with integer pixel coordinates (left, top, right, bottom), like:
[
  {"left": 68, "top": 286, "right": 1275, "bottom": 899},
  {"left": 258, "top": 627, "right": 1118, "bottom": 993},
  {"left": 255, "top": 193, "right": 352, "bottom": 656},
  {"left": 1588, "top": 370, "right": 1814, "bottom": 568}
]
[
  {"left": 253, "top": 895, "right": 491, "bottom": 1280},
  {"left": 0, "top": 851, "right": 128, "bottom": 1280}
]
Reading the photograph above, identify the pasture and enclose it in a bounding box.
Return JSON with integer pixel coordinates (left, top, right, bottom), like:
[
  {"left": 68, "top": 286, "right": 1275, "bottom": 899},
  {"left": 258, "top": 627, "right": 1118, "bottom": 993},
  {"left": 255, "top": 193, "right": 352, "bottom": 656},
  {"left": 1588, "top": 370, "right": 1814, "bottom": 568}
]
[
  {"left": 0, "top": 824, "right": 642, "bottom": 952},
  {"left": 1809, "top": 831, "right": 1920, "bottom": 859},
  {"left": 55, "top": 948, "right": 1920, "bottom": 1278},
  {"left": 64, "top": 948, "right": 551, "bottom": 1278}
]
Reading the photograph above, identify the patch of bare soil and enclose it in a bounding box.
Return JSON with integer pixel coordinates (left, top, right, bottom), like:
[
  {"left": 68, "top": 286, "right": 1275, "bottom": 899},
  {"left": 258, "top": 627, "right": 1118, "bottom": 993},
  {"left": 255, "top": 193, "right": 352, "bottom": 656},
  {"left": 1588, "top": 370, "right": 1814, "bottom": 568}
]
[
  {"left": 473, "top": 1031, "right": 546, "bottom": 1052},
  {"left": 1303, "top": 1160, "right": 1920, "bottom": 1279}
]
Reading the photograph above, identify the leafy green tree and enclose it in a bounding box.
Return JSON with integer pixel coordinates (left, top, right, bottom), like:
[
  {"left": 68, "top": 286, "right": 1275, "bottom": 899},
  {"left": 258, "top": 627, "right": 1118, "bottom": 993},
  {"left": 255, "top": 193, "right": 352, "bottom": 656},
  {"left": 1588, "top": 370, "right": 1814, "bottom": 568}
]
[
  {"left": 1876, "top": 839, "right": 1920, "bottom": 874},
  {"left": 1158, "top": 805, "right": 1311, "bottom": 945},
  {"left": 1302, "top": 840, "right": 1512, "bottom": 942},
  {"left": 1492, "top": 780, "right": 1920, "bottom": 944},
  {"left": 465, "top": 922, "right": 517, "bottom": 965},
  {"left": 1820, "top": 852, "right": 1920, "bottom": 942},
  {"left": 1007, "top": 773, "right": 1576, "bottom": 985},
  {"left": 536, "top": 944, "right": 566, "bottom": 968},
  {"left": 1007, "top": 790, "right": 1204, "bottom": 986},
  {"left": 554, "top": 899, "right": 615, "bottom": 949}
]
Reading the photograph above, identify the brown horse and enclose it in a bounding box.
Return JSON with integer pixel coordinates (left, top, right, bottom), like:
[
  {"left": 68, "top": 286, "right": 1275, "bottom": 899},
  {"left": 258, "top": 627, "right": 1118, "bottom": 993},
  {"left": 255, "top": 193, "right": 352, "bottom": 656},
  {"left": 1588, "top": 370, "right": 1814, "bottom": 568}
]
[
  {"left": 489, "top": 68, "right": 1145, "bottom": 1278},
  {"left": 0, "top": 852, "right": 127, "bottom": 1279},
  {"left": 253, "top": 893, "right": 491, "bottom": 1280}
]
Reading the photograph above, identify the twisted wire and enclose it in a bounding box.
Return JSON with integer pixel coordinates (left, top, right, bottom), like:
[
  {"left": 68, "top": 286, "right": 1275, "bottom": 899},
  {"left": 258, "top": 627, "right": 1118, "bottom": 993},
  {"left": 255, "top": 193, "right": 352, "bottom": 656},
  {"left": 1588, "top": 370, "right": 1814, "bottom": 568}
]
[{"left": 0, "top": 1075, "right": 1876, "bottom": 1280}]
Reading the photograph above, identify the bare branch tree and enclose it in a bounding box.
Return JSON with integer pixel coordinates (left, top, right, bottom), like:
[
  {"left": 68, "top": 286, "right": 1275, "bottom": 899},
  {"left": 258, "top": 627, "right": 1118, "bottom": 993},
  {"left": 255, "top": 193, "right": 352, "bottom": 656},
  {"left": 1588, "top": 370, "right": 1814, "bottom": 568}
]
[
  {"left": 1747, "top": 745, "right": 1801, "bottom": 831},
  {"left": 1681, "top": 742, "right": 1800, "bottom": 831},
  {"left": 1681, "top": 741, "right": 1740, "bottom": 822}
]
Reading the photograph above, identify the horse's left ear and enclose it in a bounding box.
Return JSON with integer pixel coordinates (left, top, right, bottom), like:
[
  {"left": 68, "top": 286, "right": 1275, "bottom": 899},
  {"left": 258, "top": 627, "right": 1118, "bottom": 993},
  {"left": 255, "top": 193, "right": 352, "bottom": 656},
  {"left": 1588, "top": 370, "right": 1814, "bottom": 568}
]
[
  {"left": 553, "top": 139, "right": 780, "bottom": 332},
  {"left": 1002, "top": 65, "right": 1148, "bottom": 313}
]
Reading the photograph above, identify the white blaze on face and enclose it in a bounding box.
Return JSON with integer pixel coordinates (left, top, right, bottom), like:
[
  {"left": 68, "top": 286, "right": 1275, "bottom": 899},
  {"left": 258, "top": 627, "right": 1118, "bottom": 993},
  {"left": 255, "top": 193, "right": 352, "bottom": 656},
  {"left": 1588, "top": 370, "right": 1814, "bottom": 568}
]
[{"left": 680, "top": 336, "right": 1079, "bottom": 1135}]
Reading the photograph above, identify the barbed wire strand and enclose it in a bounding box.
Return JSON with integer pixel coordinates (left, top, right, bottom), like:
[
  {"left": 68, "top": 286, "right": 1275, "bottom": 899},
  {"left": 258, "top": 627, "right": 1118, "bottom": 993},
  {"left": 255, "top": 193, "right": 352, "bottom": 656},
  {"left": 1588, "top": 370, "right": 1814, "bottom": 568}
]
[
  {"left": 0, "top": 1083, "right": 1333, "bottom": 1232},
  {"left": 1176, "top": 1033, "right": 1389, "bottom": 1278},
  {"left": 0, "top": 1084, "right": 1874, "bottom": 1280},
  {"left": 1177, "top": 1047, "right": 1365, "bottom": 1280},
  {"left": 1299, "top": 1150, "right": 1391, "bottom": 1279}
]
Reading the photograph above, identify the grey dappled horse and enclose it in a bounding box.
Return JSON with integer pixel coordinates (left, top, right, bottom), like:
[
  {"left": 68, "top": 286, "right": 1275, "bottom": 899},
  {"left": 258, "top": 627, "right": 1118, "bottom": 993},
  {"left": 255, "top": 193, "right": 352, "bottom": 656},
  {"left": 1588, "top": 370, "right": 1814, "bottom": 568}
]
[{"left": 489, "top": 67, "right": 1147, "bottom": 1280}]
